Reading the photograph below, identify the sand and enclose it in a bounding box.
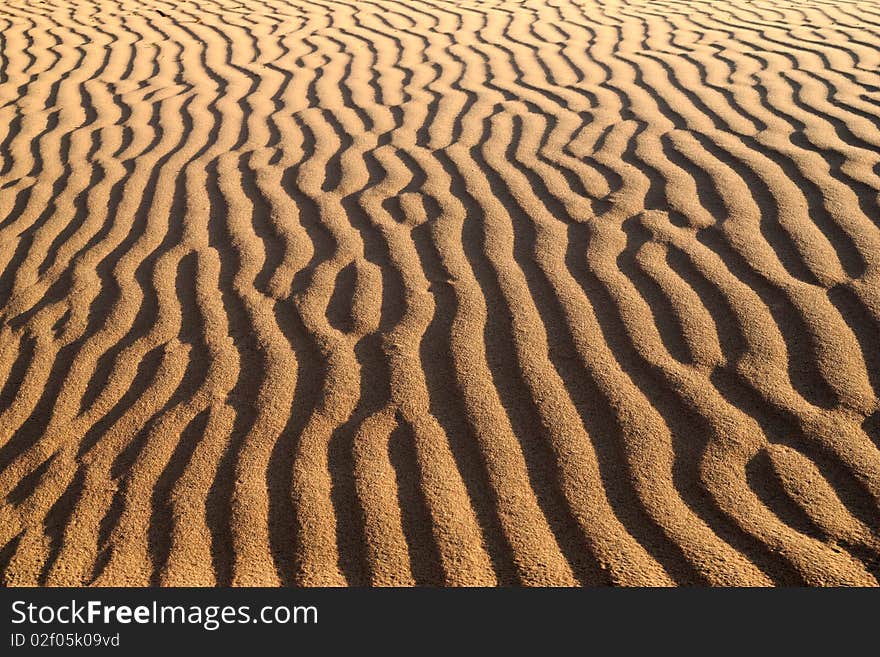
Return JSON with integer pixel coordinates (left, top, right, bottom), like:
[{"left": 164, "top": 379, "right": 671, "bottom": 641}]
[{"left": 0, "top": 0, "right": 879, "bottom": 587}]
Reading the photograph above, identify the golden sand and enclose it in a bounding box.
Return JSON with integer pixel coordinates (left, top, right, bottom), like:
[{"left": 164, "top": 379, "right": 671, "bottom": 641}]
[{"left": 0, "top": 0, "right": 879, "bottom": 586}]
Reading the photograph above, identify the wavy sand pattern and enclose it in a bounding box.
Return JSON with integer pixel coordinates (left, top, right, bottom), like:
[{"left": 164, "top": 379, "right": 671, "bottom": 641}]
[{"left": 1, "top": 0, "right": 879, "bottom": 586}]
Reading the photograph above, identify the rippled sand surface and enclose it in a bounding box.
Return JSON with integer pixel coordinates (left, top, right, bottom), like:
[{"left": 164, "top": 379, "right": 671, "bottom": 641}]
[{"left": 1, "top": 0, "right": 879, "bottom": 586}]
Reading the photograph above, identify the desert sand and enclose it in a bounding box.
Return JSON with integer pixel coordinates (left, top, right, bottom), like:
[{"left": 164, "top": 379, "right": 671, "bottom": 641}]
[{"left": 0, "top": 0, "right": 879, "bottom": 586}]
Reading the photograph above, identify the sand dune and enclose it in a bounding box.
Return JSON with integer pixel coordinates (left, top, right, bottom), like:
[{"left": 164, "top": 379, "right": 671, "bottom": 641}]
[{"left": 0, "top": 0, "right": 879, "bottom": 586}]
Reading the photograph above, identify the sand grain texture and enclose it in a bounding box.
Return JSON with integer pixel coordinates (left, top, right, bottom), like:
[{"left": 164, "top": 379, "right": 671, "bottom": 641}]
[{"left": 1, "top": 0, "right": 879, "bottom": 586}]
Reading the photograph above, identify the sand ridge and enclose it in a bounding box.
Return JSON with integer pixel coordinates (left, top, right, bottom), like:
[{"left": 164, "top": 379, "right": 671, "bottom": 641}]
[{"left": 0, "top": 0, "right": 879, "bottom": 586}]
